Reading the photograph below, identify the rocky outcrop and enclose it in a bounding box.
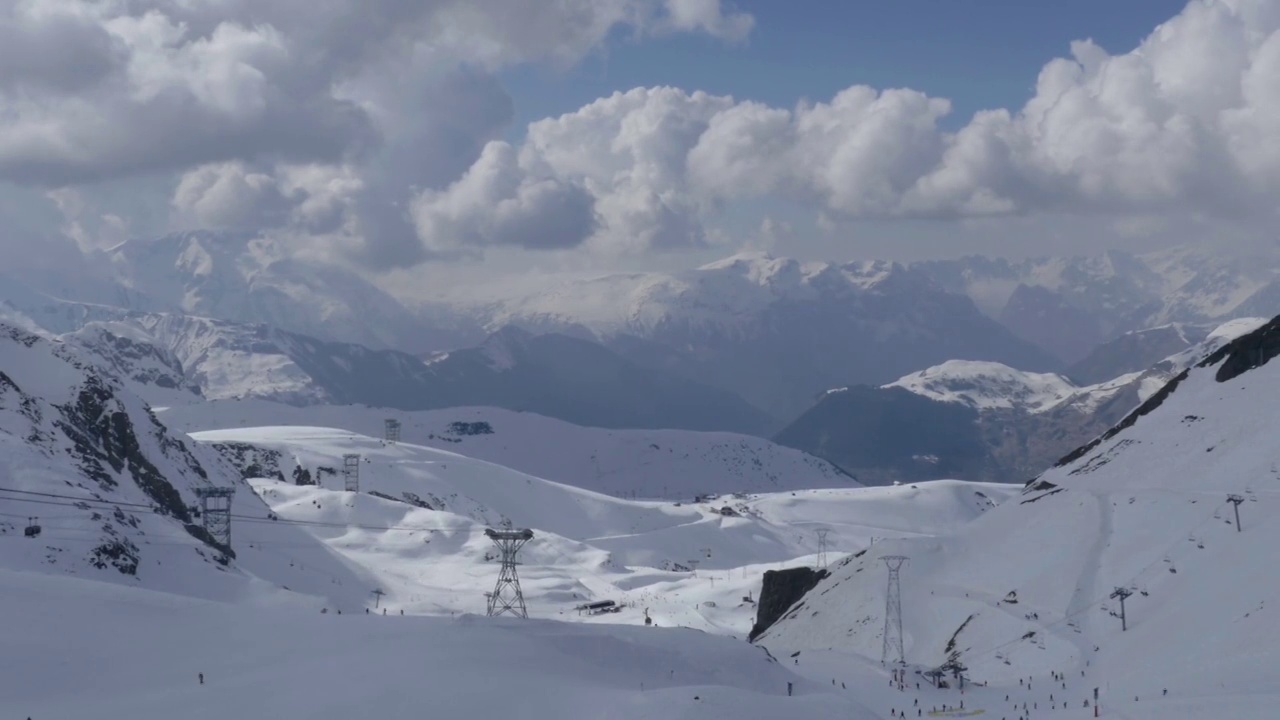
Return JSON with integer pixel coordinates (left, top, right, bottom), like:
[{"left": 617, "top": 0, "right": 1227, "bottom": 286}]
[{"left": 749, "top": 567, "right": 828, "bottom": 642}]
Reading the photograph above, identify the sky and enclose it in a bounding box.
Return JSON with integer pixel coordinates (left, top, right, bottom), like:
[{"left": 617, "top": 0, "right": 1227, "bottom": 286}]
[{"left": 0, "top": 0, "right": 1277, "bottom": 284}]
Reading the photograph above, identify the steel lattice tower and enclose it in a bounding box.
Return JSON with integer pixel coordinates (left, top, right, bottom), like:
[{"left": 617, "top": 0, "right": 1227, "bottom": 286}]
[
  {"left": 384, "top": 419, "right": 401, "bottom": 443},
  {"left": 194, "top": 486, "right": 235, "bottom": 549},
  {"left": 881, "top": 555, "right": 908, "bottom": 665},
  {"left": 816, "top": 529, "right": 830, "bottom": 569},
  {"left": 343, "top": 454, "right": 361, "bottom": 492},
  {"left": 485, "top": 528, "right": 534, "bottom": 618}
]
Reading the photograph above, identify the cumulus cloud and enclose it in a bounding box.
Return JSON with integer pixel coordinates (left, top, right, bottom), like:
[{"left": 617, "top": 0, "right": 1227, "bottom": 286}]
[
  {"left": 418, "top": 0, "right": 1280, "bottom": 257},
  {"left": 0, "top": 0, "right": 755, "bottom": 266},
  {"left": 412, "top": 142, "right": 597, "bottom": 256}
]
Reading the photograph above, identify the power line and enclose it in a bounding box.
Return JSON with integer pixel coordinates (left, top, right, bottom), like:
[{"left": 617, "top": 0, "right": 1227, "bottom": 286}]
[{"left": 0, "top": 486, "right": 466, "bottom": 534}]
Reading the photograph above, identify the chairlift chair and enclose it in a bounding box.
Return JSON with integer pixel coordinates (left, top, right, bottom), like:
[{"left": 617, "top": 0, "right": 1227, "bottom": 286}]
[{"left": 24, "top": 517, "right": 41, "bottom": 538}]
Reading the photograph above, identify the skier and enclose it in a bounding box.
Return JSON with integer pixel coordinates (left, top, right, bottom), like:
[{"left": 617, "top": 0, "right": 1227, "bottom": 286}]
[
  {"left": 787, "top": 682, "right": 793, "bottom": 697},
  {"left": 198, "top": 672, "right": 204, "bottom": 685}
]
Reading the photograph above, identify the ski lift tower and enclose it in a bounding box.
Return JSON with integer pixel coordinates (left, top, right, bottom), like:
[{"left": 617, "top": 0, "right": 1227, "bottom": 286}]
[
  {"left": 194, "top": 486, "right": 235, "bottom": 549},
  {"left": 485, "top": 528, "right": 534, "bottom": 618},
  {"left": 384, "top": 418, "right": 401, "bottom": 443},
  {"left": 343, "top": 453, "right": 361, "bottom": 492}
]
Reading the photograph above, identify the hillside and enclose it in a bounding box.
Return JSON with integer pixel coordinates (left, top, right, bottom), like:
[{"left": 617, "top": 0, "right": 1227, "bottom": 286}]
[
  {"left": 171, "top": 422, "right": 1009, "bottom": 636},
  {"left": 160, "top": 403, "right": 855, "bottom": 498},
  {"left": 755, "top": 316, "right": 1280, "bottom": 719}
]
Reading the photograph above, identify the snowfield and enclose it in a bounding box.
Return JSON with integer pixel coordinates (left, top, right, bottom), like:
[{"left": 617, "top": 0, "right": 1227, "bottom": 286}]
[
  {"left": 160, "top": 402, "right": 856, "bottom": 498},
  {"left": 757, "top": 317, "right": 1280, "bottom": 719},
  {"left": 185, "top": 424, "right": 1011, "bottom": 637},
  {"left": 1, "top": 569, "right": 877, "bottom": 720}
]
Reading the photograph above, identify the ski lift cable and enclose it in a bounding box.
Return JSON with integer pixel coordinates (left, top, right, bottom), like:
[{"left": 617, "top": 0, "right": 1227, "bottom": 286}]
[{"left": 0, "top": 487, "right": 470, "bottom": 533}]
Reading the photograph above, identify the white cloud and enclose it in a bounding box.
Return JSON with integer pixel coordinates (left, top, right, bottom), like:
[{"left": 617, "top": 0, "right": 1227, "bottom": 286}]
[
  {"left": 419, "top": 0, "right": 1280, "bottom": 258},
  {"left": 0, "top": 0, "right": 755, "bottom": 265},
  {"left": 412, "top": 142, "right": 597, "bottom": 256},
  {"left": 661, "top": 0, "right": 753, "bottom": 42}
]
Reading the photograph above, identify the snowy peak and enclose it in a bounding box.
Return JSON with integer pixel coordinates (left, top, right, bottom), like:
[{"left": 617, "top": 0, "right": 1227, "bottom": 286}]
[
  {"left": 884, "top": 360, "right": 1076, "bottom": 413},
  {"left": 104, "top": 230, "right": 440, "bottom": 352},
  {"left": 61, "top": 322, "right": 203, "bottom": 406}
]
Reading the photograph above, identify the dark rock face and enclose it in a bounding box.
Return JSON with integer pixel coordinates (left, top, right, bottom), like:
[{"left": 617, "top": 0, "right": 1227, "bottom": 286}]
[
  {"left": 1202, "top": 314, "right": 1280, "bottom": 383},
  {"left": 749, "top": 567, "right": 828, "bottom": 642}
]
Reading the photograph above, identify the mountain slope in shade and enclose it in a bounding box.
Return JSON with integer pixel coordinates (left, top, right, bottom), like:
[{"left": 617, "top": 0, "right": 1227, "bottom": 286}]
[
  {"left": 441, "top": 252, "right": 1060, "bottom": 421},
  {"left": 160, "top": 402, "right": 852, "bottom": 498},
  {"left": 754, "top": 316, "right": 1280, "bottom": 720},
  {"left": 62, "top": 317, "right": 775, "bottom": 435},
  {"left": 422, "top": 327, "right": 779, "bottom": 434},
  {"left": 1066, "top": 323, "right": 1212, "bottom": 385}
]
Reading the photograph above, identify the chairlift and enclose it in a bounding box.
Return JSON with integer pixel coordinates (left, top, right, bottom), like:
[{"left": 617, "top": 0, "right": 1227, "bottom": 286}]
[{"left": 24, "top": 517, "right": 41, "bottom": 538}]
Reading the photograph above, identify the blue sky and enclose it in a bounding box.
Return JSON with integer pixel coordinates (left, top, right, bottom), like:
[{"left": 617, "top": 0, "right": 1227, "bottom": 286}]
[{"left": 504, "top": 0, "right": 1190, "bottom": 134}]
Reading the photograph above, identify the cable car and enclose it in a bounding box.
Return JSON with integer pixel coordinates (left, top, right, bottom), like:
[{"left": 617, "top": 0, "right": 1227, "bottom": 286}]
[{"left": 24, "top": 517, "right": 41, "bottom": 538}]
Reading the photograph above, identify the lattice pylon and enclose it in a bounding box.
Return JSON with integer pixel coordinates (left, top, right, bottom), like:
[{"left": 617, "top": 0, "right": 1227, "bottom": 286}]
[
  {"left": 194, "top": 486, "right": 235, "bottom": 549},
  {"left": 384, "top": 419, "right": 401, "bottom": 443},
  {"left": 343, "top": 453, "right": 361, "bottom": 492},
  {"left": 816, "top": 529, "right": 830, "bottom": 569},
  {"left": 485, "top": 528, "right": 534, "bottom": 618},
  {"left": 881, "top": 555, "right": 908, "bottom": 665}
]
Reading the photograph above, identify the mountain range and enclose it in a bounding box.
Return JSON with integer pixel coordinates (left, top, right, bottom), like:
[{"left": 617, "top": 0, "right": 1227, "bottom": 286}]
[{"left": 5, "top": 229, "right": 1280, "bottom": 482}]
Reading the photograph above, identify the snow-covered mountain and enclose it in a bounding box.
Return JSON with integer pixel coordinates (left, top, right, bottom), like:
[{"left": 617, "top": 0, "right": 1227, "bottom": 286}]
[
  {"left": 0, "top": 230, "right": 458, "bottom": 353},
  {"left": 776, "top": 318, "right": 1269, "bottom": 485},
  {"left": 0, "top": 323, "right": 242, "bottom": 589},
  {"left": 59, "top": 317, "right": 773, "bottom": 434},
  {"left": 441, "top": 252, "right": 1060, "bottom": 420},
  {"left": 884, "top": 360, "right": 1077, "bottom": 413},
  {"left": 754, "top": 314, "right": 1280, "bottom": 719},
  {"left": 160, "top": 403, "right": 854, "bottom": 498}
]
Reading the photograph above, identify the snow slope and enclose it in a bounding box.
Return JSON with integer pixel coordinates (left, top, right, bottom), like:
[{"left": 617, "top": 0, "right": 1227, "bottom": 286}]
[
  {"left": 179, "top": 423, "right": 1010, "bottom": 637},
  {"left": 0, "top": 569, "right": 875, "bottom": 720},
  {"left": 757, "top": 316, "right": 1280, "bottom": 719},
  {"left": 161, "top": 403, "right": 855, "bottom": 498},
  {"left": 884, "top": 360, "right": 1077, "bottom": 412}
]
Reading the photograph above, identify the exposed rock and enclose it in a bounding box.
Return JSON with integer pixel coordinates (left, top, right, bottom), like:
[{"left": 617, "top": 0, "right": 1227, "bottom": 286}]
[{"left": 749, "top": 567, "right": 828, "bottom": 642}]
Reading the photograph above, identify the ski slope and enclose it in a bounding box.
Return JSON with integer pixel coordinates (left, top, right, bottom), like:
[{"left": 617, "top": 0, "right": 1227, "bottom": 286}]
[
  {"left": 162, "top": 402, "right": 856, "bottom": 498},
  {"left": 757, "top": 318, "right": 1280, "bottom": 719},
  {"left": 0, "top": 565, "right": 882, "bottom": 719},
  {"left": 181, "top": 424, "right": 1010, "bottom": 637}
]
